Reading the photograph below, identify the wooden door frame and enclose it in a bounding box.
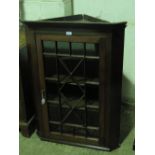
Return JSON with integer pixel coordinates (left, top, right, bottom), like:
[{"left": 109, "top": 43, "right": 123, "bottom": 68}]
[{"left": 35, "top": 33, "right": 112, "bottom": 146}]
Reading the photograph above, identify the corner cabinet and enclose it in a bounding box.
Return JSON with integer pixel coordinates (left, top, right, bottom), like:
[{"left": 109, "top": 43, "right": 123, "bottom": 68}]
[{"left": 23, "top": 14, "right": 126, "bottom": 151}]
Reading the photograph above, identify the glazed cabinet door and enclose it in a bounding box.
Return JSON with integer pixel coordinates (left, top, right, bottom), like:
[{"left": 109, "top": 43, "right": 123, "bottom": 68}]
[{"left": 35, "top": 34, "right": 109, "bottom": 148}]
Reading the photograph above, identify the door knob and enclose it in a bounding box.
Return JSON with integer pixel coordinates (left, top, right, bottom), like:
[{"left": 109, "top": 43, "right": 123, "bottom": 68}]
[{"left": 41, "top": 89, "right": 46, "bottom": 105}]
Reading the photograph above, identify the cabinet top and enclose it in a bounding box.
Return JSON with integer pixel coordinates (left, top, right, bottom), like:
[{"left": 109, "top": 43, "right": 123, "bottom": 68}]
[{"left": 22, "top": 14, "right": 127, "bottom": 29}]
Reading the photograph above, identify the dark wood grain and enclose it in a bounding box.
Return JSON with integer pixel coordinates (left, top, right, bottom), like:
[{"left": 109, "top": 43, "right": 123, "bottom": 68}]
[{"left": 23, "top": 14, "right": 126, "bottom": 150}]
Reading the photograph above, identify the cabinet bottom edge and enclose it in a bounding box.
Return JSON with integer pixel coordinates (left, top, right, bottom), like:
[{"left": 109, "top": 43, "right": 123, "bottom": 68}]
[{"left": 37, "top": 132, "right": 112, "bottom": 151}]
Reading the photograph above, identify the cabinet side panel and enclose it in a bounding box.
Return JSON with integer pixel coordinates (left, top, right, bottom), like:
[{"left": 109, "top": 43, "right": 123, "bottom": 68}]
[
  {"left": 108, "top": 28, "right": 126, "bottom": 149},
  {"left": 99, "top": 36, "right": 112, "bottom": 148}
]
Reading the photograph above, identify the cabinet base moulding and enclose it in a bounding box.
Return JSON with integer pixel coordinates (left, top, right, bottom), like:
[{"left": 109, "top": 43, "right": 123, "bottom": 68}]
[
  {"left": 37, "top": 133, "right": 112, "bottom": 151},
  {"left": 19, "top": 115, "right": 36, "bottom": 137}
]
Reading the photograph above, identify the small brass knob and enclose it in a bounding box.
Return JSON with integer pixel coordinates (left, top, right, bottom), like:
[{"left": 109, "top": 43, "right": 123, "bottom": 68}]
[{"left": 41, "top": 98, "right": 46, "bottom": 105}]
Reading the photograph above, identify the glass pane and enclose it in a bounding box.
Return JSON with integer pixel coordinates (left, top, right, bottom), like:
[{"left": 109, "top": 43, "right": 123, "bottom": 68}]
[
  {"left": 48, "top": 105, "right": 60, "bottom": 121},
  {"left": 58, "top": 57, "right": 84, "bottom": 82},
  {"left": 61, "top": 84, "right": 84, "bottom": 101},
  {"left": 63, "top": 125, "right": 74, "bottom": 135},
  {"left": 72, "top": 43, "right": 84, "bottom": 56},
  {"left": 75, "top": 128, "right": 86, "bottom": 136},
  {"left": 46, "top": 82, "right": 58, "bottom": 102},
  {"left": 58, "top": 42, "right": 70, "bottom": 55},
  {"left": 87, "top": 109, "right": 99, "bottom": 126},
  {"left": 62, "top": 107, "right": 86, "bottom": 125},
  {"left": 49, "top": 123, "right": 61, "bottom": 132},
  {"left": 86, "top": 43, "right": 98, "bottom": 56},
  {"left": 43, "top": 57, "right": 57, "bottom": 77},
  {"left": 86, "top": 85, "right": 99, "bottom": 103},
  {"left": 86, "top": 59, "right": 99, "bottom": 81},
  {"left": 42, "top": 41, "right": 56, "bottom": 53},
  {"left": 87, "top": 128, "right": 99, "bottom": 138}
]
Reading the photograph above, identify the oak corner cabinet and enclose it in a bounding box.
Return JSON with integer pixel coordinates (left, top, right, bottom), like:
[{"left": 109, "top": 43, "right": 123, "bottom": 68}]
[{"left": 23, "top": 14, "right": 127, "bottom": 151}]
